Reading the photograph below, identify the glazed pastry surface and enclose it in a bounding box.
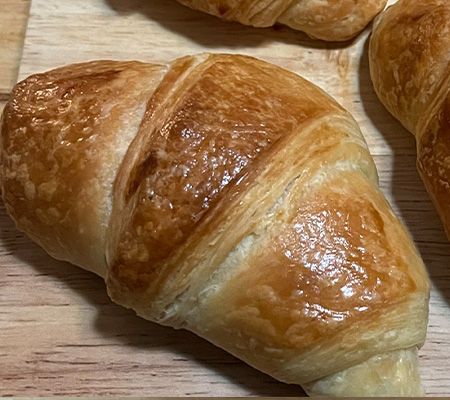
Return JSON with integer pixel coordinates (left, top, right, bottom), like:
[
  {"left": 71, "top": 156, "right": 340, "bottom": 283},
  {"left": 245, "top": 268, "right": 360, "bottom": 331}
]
[
  {"left": 370, "top": 0, "right": 450, "bottom": 239},
  {"left": 1, "top": 54, "right": 430, "bottom": 396},
  {"left": 176, "top": 0, "right": 387, "bottom": 41}
]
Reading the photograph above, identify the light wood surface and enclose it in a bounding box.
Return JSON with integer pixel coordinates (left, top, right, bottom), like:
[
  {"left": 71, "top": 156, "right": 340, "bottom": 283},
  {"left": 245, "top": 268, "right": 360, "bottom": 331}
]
[
  {"left": 1, "top": 0, "right": 450, "bottom": 396},
  {"left": 0, "top": 0, "right": 30, "bottom": 111}
]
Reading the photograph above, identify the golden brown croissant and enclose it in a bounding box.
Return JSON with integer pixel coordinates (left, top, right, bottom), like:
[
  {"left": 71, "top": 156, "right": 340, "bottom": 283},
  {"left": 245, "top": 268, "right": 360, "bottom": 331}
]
[
  {"left": 176, "top": 0, "right": 388, "bottom": 41},
  {"left": 1, "top": 54, "right": 430, "bottom": 396},
  {"left": 369, "top": 0, "right": 450, "bottom": 240}
]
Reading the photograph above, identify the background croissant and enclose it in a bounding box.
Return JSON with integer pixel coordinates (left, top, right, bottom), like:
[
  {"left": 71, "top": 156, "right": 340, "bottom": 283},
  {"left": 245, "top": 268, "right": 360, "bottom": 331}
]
[
  {"left": 369, "top": 0, "right": 450, "bottom": 240},
  {"left": 1, "top": 54, "right": 430, "bottom": 396},
  {"left": 176, "top": 0, "right": 387, "bottom": 41}
]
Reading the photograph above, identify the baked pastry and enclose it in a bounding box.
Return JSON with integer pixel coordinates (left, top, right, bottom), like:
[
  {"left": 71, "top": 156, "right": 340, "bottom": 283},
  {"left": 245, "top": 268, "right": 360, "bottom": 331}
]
[
  {"left": 0, "top": 54, "right": 430, "bottom": 396},
  {"left": 176, "top": 0, "right": 387, "bottom": 41},
  {"left": 370, "top": 0, "right": 450, "bottom": 239}
]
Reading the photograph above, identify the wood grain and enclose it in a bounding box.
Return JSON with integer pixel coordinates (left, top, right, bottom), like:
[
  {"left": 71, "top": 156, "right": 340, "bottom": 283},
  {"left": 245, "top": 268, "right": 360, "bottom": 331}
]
[
  {"left": 0, "top": 0, "right": 30, "bottom": 112},
  {"left": 1, "top": 0, "right": 450, "bottom": 396}
]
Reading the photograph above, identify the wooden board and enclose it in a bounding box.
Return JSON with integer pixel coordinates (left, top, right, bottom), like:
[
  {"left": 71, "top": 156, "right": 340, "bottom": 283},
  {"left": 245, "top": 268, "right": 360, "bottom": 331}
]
[
  {"left": 2, "top": 0, "right": 450, "bottom": 396},
  {"left": 0, "top": 0, "right": 30, "bottom": 112}
]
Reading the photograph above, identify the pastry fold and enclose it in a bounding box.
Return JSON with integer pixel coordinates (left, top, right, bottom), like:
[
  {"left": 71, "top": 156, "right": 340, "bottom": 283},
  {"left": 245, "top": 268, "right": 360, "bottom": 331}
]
[{"left": 1, "top": 54, "right": 430, "bottom": 396}]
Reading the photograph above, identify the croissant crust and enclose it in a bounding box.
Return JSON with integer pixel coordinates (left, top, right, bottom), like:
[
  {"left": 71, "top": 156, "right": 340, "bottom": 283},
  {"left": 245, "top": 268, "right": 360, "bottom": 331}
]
[
  {"left": 369, "top": 0, "right": 450, "bottom": 238},
  {"left": 1, "top": 54, "right": 430, "bottom": 396},
  {"left": 176, "top": 0, "right": 387, "bottom": 41}
]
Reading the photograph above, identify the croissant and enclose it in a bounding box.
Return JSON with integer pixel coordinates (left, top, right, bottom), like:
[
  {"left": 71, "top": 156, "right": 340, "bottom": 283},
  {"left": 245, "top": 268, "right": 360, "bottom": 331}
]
[
  {"left": 175, "top": 0, "right": 388, "bottom": 41},
  {"left": 1, "top": 54, "right": 430, "bottom": 396},
  {"left": 369, "top": 0, "right": 450, "bottom": 239}
]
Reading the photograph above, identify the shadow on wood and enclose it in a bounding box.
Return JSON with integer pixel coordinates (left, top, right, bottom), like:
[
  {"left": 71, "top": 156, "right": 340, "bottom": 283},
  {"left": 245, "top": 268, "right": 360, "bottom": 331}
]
[
  {"left": 0, "top": 203, "right": 302, "bottom": 396},
  {"left": 358, "top": 37, "right": 450, "bottom": 303},
  {"left": 103, "top": 0, "right": 354, "bottom": 50}
]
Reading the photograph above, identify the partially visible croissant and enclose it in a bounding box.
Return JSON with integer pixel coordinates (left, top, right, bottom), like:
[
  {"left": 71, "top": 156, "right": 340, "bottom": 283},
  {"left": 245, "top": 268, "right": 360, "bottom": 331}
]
[
  {"left": 176, "top": 0, "right": 387, "bottom": 41},
  {"left": 369, "top": 0, "right": 450, "bottom": 239},
  {"left": 1, "top": 54, "right": 430, "bottom": 396}
]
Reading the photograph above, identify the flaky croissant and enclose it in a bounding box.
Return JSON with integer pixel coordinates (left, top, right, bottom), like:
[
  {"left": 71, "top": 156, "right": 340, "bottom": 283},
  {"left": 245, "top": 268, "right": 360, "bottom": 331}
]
[
  {"left": 369, "top": 0, "right": 450, "bottom": 240},
  {"left": 176, "top": 0, "right": 387, "bottom": 41},
  {"left": 1, "top": 54, "right": 430, "bottom": 396}
]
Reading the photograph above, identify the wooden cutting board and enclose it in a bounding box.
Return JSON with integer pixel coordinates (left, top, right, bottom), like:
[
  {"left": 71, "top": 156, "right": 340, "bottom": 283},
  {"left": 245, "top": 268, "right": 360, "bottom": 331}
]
[
  {"left": 2, "top": 0, "right": 450, "bottom": 396},
  {"left": 0, "top": 0, "right": 30, "bottom": 111}
]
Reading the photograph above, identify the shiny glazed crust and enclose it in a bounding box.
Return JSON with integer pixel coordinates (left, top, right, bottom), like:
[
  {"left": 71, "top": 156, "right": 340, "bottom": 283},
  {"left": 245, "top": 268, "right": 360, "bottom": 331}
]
[
  {"left": 369, "top": 0, "right": 450, "bottom": 238},
  {"left": 1, "top": 54, "right": 430, "bottom": 396},
  {"left": 176, "top": 0, "right": 387, "bottom": 41}
]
